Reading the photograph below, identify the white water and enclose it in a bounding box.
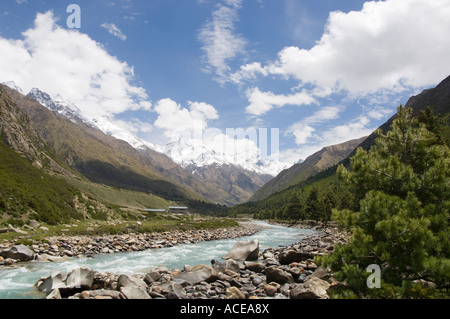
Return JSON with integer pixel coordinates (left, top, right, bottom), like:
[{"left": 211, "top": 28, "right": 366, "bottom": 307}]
[{"left": 0, "top": 222, "right": 315, "bottom": 299}]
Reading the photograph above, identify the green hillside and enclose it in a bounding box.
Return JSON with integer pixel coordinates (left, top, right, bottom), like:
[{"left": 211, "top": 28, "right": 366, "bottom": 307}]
[{"left": 0, "top": 138, "right": 83, "bottom": 225}]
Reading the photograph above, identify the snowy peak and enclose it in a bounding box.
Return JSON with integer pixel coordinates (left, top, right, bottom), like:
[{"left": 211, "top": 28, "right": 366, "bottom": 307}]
[
  {"left": 27, "top": 88, "right": 94, "bottom": 128},
  {"left": 2, "top": 81, "right": 23, "bottom": 94},
  {"left": 24, "top": 86, "right": 288, "bottom": 177},
  {"left": 25, "top": 87, "right": 160, "bottom": 153},
  {"left": 90, "top": 115, "right": 160, "bottom": 151},
  {"left": 161, "top": 135, "right": 289, "bottom": 177}
]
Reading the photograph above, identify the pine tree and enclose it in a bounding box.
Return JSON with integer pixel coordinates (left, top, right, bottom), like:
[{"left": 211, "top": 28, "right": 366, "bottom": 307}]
[
  {"left": 306, "top": 187, "right": 321, "bottom": 221},
  {"left": 285, "top": 192, "right": 305, "bottom": 221},
  {"left": 319, "top": 106, "right": 450, "bottom": 297}
]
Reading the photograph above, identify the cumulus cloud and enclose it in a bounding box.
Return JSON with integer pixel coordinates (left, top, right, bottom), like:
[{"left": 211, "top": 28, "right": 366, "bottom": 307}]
[
  {"left": 0, "top": 11, "right": 150, "bottom": 119},
  {"left": 235, "top": 0, "right": 450, "bottom": 96},
  {"left": 245, "top": 87, "right": 317, "bottom": 116},
  {"left": 198, "top": 0, "right": 247, "bottom": 83},
  {"left": 101, "top": 23, "right": 127, "bottom": 41},
  {"left": 281, "top": 114, "right": 374, "bottom": 164},
  {"left": 286, "top": 106, "right": 343, "bottom": 145},
  {"left": 154, "top": 98, "right": 219, "bottom": 141}
]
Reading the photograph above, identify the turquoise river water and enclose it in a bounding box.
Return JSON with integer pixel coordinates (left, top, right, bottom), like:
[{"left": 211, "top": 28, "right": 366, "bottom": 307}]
[{"left": 0, "top": 221, "right": 315, "bottom": 299}]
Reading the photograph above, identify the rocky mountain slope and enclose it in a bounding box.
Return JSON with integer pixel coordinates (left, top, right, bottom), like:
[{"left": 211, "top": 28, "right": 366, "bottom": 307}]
[
  {"left": 249, "top": 137, "right": 367, "bottom": 202},
  {"left": 0, "top": 84, "right": 204, "bottom": 204}
]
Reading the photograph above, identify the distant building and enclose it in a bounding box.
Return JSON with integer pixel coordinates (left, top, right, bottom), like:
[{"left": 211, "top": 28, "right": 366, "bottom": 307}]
[
  {"left": 143, "top": 209, "right": 166, "bottom": 213},
  {"left": 168, "top": 206, "right": 190, "bottom": 214}
]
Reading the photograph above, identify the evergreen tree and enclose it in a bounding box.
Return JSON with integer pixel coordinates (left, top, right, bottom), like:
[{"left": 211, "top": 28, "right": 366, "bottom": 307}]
[
  {"left": 320, "top": 191, "right": 334, "bottom": 226},
  {"left": 285, "top": 192, "right": 305, "bottom": 221},
  {"left": 319, "top": 106, "right": 450, "bottom": 297},
  {"left": 306, "top": 187, "right": 321, "bottom": 221}
]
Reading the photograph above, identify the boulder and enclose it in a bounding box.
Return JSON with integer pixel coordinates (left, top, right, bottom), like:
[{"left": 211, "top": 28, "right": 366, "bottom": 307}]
[
  {"left": 119, "top": 286, "right": 151, "bottom": 299},
  {"left": 290, "top": 277, "right": 330, "bottom": 299},
  {"left": 0, "top": 244, "right": 34, "bottom": 261},
  {"left": 66, "top": 266, "right": 94, "bottom": 288},
  {"left": 225, "top": 287, "right": 246, "bottom": 299},
  {"left": 174, "top": 264, "right": 219, "bottom": 285},
  {"left": 144, "top": 271, "right": 162, "bottom": 284},
  {"left": 211, "top": 259, "right": 240, "bottom": 274},
  {"left": 244, "top": 261, "right": 266, "bottom": 273},
  {"left": 153, "top": 282, "right": 186, "bottom": 296},
  {"left": 59, "top": 267, "right": 95, "bottom": 297},
  {"left": 264, "top": 266, "right": 295, "bottom": 285},
  {"left": 36, "top": 267, "right": 95, "bottom": 297},
  {"left": 278, "top": 250, "right": 315, "bottom": 265},
  {"left": 36, "top": 271, "right": 68, "bottom": 294},
  {"left": 117, "top": 274, "right": 147, "bottom": 290},
  {"left": 224, "top": 239, "right": 259, "bottom": 261},
  {"left": 46, "top": 288, "right": 62, "bottom": 299}
]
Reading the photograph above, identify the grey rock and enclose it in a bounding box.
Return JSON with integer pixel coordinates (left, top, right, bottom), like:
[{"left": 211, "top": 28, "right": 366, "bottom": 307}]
[
  {"left": 46, "top": 288, "right": 62, "bottom": 299},
  {"left": 119, "top": 286, "right": 151, "bottom": 299},
  {"left": 278, "top": 250, "right": 315, "bottom": 265},
  {"left": 117, "top": 274, "right": 147, "bottom": 290},
  {"left": 290, "top": 277, "right": 330, "bottom": 299},
  {"left": 0, "top": 244, "right": 34, "bottom": 261},
  {"left": 224, "top": 239, "right": 259, "bottom": 261},
  {"left": 36, "top": 271, "right": 68, "bottom": 294},
  {"left": 59, "top": 266, "right": 94, "bottom": 296},
  {"left": 154, "top": 281, "right": 186, "bottom": 295},
  {"left": 144, "top": 271, "right": 162, "bottom": 284},
  {"left": 174, "top": 264, "right": 218, "bottom": 285},
  {"left": 211, "top": 259, "right": 240, "bottom": 274},
  {"left": 244, "top": 261, "right": 266, "bottom": 273},
  {"left": 264, "top": 266, "right": 294, "bottom": 285}
]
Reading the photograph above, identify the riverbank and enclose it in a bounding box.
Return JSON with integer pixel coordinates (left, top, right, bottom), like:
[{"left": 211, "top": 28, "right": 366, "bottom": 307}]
[
  {"left": 1, "top": 221, "right": 263, "bottom": 265},
  {"left": 33, "top": 221, "right": 349, "bottom": 299}
]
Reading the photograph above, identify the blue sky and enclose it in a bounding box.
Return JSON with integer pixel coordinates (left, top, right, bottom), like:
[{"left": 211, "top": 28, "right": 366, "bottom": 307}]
[{"left": 1, "top": 0, "right": 450, "bottom": 167}]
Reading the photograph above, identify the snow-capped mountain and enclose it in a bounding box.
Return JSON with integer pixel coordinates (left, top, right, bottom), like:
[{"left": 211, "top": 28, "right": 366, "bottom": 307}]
[
  {"left": 161, "top": 135, "right": 288, "bottom": 177},
  {"left": 25, "top": 87, "right": 160, "bottom": 152},
  {"left": 27, "top": 88, "right": 95, "bottom": 128},
  {"left": 2, "top": 81, "right": 23, "bottom": 94},
  {"left": 90, "top": 115, "right": 161, "bottom": 152},
  {"left": 22, "top": 85, "right": 288, "bottom": 177},
  {"left": 16, "top": 84, "right": 293, "bottom": 203}
]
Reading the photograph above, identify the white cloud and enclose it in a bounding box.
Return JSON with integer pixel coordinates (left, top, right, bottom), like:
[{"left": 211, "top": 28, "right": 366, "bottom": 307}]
[
  {"left": 236, "top": 0, "right": 450, "bottom": 96},
  {"left": 0, "top": 11, "right": 150, "bottom": 119},
  {"left": 245, "top": 87, "right": 317, "bottom": 116},
  {"left": 286, "top": 106, "right": 342, "bottom": 145},
  {"left": 281, "top": 114, "right": 373, "bottom": 164},
  {"left": 154, "top": 98, "right": 219, "bottom": 141},
  {"left": 101, "top": 23, "right": 127, "bottom": 41},
  {"left": 198, "top": 0, "right": 247, "bottom": 83}
]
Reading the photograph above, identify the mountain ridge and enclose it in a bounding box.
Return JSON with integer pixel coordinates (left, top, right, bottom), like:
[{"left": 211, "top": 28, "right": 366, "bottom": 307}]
[{"left": 249, "top": 136, "right": 367, "bottom": 202}]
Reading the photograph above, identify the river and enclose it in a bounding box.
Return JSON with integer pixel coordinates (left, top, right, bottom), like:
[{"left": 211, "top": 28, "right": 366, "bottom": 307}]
[{"left": 0, "top": 221, "right": 316, "bottom": 299}]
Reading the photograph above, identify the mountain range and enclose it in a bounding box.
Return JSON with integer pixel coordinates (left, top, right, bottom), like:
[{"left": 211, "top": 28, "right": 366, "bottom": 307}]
[{"left": 0, "top": 83, "right": 288, "bottom": 207}]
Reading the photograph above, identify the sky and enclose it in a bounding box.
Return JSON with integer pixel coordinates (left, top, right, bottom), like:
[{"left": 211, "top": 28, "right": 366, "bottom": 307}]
[{"left": 1, "top": 0, "right": 450, "bottom": 169}]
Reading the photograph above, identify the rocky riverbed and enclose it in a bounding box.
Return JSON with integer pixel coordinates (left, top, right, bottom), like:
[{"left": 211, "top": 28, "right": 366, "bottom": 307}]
[
  {"left": 32, "top": 223, "right": 349, "bottom": 300},
  {"left": 0, "top": 222, "right": 263, "bottom": 264}
]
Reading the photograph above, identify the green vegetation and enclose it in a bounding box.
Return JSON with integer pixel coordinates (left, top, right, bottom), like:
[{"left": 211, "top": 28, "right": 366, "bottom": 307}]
[
  {"left": 0, "top": 138, "right": 84, "bottom": 225},
  {"left": 0, "top": 213, "right": 239, "bottom": 243},
  {"left": 318, "top": 106, "right": 450, "bottom": 298}
]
